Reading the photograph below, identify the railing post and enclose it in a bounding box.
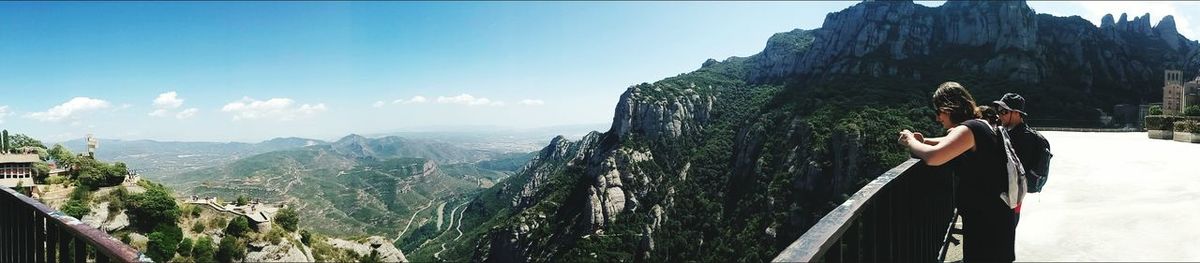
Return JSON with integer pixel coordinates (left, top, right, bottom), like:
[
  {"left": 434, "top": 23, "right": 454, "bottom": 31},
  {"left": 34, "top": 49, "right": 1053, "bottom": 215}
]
[
  {"left": 75, "top": 236, "right": 87, "bottom": 263},
  {"left": 59, "top": 223, "right": 71, "bottom": 263},
  {"left": 35, "top": 214, "right": 45, "bottom": 263},
  {"left": 47, "top": 221, "right": 57, "bottom": 263}
]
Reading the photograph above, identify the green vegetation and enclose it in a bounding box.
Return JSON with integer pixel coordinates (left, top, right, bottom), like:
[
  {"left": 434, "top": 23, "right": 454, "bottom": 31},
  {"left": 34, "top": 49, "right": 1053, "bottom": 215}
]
[
  {"left": 1150, "top": 105, "right": 1164, "bottom": 115},
  {"left": 126, "top": 182, "right": 181, "bottom": 232},
  {"left": 225, "top": 216, "right": 251, "bottom": 237},
  {"left": 235, "top": 195, "right": 249, "bottom": 206},
  {"left": 275, "top": 206, "right": 299, "bottom": 232},
  {"left": 216, "top": 235, "right": 246, "bottom": 263},
  {"left": 1185, "top": 105, "right": 1200, "bottom": 117},
  {"left": 177, "top": 237, "right": 193, "bottom": 257},
  {"left": 193, "top": 236, "right": 216, "bottom": 263}
]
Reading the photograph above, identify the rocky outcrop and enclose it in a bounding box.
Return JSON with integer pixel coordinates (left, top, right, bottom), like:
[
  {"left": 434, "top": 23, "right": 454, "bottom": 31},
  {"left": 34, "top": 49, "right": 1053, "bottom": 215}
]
[
  {"left": 326, "top": 236, "right": 407, "bottom": 262},
  {"left": 246, "top": 237, "right": 315, "bottom": 262},
  {"left": 81, "top": 202, "right": 129, "bottom": 232},
  {"left": 609, "top": 84, "right": 715, "bottom": 141},
  {"left": 746, "top": 0, "right": 1200, "bottom": 87}
]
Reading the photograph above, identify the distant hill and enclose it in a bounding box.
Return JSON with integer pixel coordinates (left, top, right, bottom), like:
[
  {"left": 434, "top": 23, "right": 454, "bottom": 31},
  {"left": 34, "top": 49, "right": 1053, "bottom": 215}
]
[
  {"left": 166, "top": 134, "right": 534, "bottom": 241},
  {"left": 61, "top": 137, "right": 324, "bottom": 180}
]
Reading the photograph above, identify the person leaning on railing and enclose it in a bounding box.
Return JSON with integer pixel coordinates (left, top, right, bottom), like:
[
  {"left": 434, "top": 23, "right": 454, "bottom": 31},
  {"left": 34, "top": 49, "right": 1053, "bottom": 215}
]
[{"left": 897, "top": 81, "right": 1016, "bottom": 263}]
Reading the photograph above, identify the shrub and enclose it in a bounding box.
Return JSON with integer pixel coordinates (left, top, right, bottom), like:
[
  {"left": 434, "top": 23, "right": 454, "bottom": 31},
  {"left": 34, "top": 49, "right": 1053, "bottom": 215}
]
[
  {"left": 146, "top": 231, "right": 180, "bottom": 263},
  {"left": 275, "top": 207, "right": 299, "bottom": 232},
  {"left": 235, "top": 195, "right": 249, "bottom": 206},
  {"left": 1146, "top": 115, "right": 1182, "bottom": 130},
  {"left": 225, "top": 216, "right": 251, "bottom": 237},
  {"left": 264, "top": 225, "right": 287, "bottom": 245},
  {"left": 127, "top": 186, "right": 181, "bottom": 232},
  {"left": 1175, "top": 120, "right": 1200, "bottom": 133},
  {"left": 209, "top": 217, "right": 227, "bottom": 229},
  {"left": 1185, "top": 105, "right": 1200, "bottom": 117},
  {"left": 192, "top": 220, "right": 207, "bottom": 233},
  {"left": 193, "top": 236, "right": 216, "bottom": 263},
  {"left": 61, "top": 199, "right": 90, "bottom": 219},
  {"left": 299, "top": 230, "right": 312, "bottom": 245},
  {"left": 216, "top": 236, "right": 246, "bottom": 263},
  {"left": 177, "top": 237, "right": 194, "bottom": 257},
  {"left": 1149, "top": 105, "right": 1163, "bottom": 115}
]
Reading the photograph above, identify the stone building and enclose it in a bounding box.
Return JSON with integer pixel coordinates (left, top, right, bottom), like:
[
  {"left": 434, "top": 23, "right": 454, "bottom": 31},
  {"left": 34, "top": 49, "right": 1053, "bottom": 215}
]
[
  {"left": 1163, "top": 70, "right": 1200, "bottom": 115},
  {"left": 0, "top": 154, "right": 40, "bottom": 188}
]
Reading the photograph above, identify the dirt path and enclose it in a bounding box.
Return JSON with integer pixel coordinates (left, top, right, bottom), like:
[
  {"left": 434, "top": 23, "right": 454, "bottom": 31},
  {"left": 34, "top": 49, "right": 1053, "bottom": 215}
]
[{"left": 394, "top": 199, "right": 436, "bottom": 242}]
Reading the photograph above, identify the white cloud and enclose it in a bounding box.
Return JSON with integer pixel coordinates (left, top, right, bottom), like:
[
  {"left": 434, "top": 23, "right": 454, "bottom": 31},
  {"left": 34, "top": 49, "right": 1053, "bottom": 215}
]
[
  {"left": 0, "top": 106, "right": 9, "bottom": 124},
  {"left": 175, "top": 108, "right": 198, "bottom": 119},
  {"left": 436, "top": 93, "right": 504, "bottom": 106},
  {"left": 221, "top": 97, "right": 327, "bottom": 121},
  {"left": 148, "top": 109, "right": 169, "bottom": 117},
  {"left": 518, "top": 99, "right": 545, "bottom": 106},
  {"left": 152, "top": 91, "right": 184, "bottom": 109},
  {"left": 392, "top": 95, "right": 428, "bottom": 104},
  {"left": 372, "top": 101, "right": 386, "bottom": 108},
  {"left": 26, "top": 97, "right": 111, "bottom": 122},
  {"left": 149, "top": 91, "right": 198, "bottom": 118}
]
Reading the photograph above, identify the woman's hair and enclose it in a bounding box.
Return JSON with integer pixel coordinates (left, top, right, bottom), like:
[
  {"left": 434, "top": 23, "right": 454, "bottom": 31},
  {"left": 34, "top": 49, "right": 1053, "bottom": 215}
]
[
  {"left": 978, "top": 105, "right": 1000, "bottom": 125},
  {"left": 932, "top": 81, "right": 981, "bottom": 124}
]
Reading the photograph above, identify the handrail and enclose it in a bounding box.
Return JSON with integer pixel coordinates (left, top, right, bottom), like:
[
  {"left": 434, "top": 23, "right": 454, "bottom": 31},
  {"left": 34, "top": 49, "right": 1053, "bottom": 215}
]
[
  {"left": 772, "top": 158, "right": 957, "bottom": 262},
  {"left": 1, "top": 187, "right": 145, "bottom": 263}
]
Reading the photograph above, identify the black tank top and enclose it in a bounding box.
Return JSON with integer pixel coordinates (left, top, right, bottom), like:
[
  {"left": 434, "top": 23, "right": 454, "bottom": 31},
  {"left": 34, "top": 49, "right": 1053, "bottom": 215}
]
[{"left": 952, "top": 119, "right": 1008, "bottom": 212}]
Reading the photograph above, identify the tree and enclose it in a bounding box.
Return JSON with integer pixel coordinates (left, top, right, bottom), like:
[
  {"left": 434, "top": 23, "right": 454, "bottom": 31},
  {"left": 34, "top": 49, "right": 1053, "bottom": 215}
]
[
  {"left": 177, "top": 237, "right": 194, "bottom": 257},
  {"left": 193, "top": 236, "right": 216, "bottom": 263},
  {"left": 216, "top": 236, "right": 246, "bottom": 263},
  {"left": 127, "top": 186, "right": 181, "bottom": 232},
  {"left": 275, "top": 206, "right": 299, "bottom": 232},
  {"left": 1185, "top": 105, "right": 1200, "bottom": 116},
  {"left": 225, "top": 216, "right": 251, "bottom": 237},
  {"left": 235, "top": 195, "right": 249, "bottom": 206},
  {"left": 299, "top": 230, "right": 312, "bottom": 246},
  {"left": 2, "top": 129, "right": 9, "bottom": 153},
  {"left": 32, "top": 163, "right": 50, "bottom": 184},
  {"left": 146, "top": 227, "right": 183, "bottom": 263},
  {"left": 7, "top": 133, "right": 46, "bottom": 150},
  {"left": 48, "top": 144, "right": 77, "bottom": 169}
]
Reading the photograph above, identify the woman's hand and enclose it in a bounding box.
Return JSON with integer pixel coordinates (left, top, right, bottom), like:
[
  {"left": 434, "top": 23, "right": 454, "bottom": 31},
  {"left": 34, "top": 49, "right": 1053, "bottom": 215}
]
[
  {"left": 912, "top": 132, "right": 925, "bottom": 144},
  {"left": 898, "top": 129, "right": 915, "bottom": 146}
]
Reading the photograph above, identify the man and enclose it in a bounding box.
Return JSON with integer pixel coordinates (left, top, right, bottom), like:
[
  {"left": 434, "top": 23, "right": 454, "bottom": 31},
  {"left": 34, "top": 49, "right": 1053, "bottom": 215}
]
[{"left": 993, "top": 93, "right": 1052, "bottom": 227}]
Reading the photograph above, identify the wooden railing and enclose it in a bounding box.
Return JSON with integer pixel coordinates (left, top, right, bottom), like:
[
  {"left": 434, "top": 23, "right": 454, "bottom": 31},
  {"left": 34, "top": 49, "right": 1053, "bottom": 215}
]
[
  {"left": 772, "top": 159, "right": 957, "bottom": 262},
  {"left": 0, "top": 187, "right": 145, "bottom": 263}
]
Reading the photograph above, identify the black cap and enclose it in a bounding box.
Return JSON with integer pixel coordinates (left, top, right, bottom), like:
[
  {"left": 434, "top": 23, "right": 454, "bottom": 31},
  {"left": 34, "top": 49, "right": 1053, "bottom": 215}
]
[{"left": 993, "top": 93, "right": 1028, "bottom": 116}]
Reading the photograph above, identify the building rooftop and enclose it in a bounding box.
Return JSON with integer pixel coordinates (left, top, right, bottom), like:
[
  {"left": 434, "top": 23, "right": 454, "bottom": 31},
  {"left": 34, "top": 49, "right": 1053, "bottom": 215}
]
[{"left": 0, "top": 154, "right": 41, "bottom": 164}]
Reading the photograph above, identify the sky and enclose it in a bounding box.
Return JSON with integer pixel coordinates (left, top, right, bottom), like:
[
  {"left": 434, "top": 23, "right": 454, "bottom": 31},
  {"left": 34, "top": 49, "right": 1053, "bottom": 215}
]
[{"left": 1, "top": 1, "right": 1198, "bottom": 143}]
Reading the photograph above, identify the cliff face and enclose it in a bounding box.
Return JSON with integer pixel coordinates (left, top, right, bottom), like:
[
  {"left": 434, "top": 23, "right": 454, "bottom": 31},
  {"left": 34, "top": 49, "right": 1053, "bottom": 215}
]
[
  {"left": 459, "top": 1, "right": 1200, "bottom": 262},
  {"left": 749, "top": 0, "right": 1198, "bottom": 96}
]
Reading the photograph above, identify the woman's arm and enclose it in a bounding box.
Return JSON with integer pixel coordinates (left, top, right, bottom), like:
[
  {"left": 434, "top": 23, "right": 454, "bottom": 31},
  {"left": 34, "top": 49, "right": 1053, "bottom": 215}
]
[{"left": 901, "top": 126, "right": 974, "bottom": 166}]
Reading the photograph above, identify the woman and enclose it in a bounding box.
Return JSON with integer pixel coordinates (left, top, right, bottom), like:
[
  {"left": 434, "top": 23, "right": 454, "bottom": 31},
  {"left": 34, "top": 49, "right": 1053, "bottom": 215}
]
[{"left": 898, "top": 81, "right": 1015, "bottom": 262}]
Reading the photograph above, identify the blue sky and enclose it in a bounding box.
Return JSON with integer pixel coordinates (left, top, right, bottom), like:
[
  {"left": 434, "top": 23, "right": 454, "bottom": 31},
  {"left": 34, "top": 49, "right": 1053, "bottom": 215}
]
[{"left": 1, "top": 1, "right": 1197, "bottom": 142}]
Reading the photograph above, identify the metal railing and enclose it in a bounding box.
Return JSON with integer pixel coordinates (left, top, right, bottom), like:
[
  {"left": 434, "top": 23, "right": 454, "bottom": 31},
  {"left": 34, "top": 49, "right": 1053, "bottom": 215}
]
[
  {"left": 772, "top": 159, "right": 957, "bottom": 262},
  {"left": 0, "top": 187, "right": 144, "bottom": 263}
]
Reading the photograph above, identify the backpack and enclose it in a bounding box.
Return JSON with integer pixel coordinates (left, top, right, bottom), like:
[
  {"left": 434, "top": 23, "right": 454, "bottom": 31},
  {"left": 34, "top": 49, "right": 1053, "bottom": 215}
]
[
  {"left": 994, "top": 123, "right": 1027, "bottom": 209},
  {"left": 1024, "top": 128, "right": 1052, "bottom": 193}
]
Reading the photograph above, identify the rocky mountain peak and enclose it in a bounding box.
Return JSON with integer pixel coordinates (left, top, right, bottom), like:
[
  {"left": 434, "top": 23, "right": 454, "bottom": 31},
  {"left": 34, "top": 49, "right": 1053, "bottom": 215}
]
[
  {"left": 1101, "top": 14, "right": 1115, "bottom": 28},
  {"left": 1156, "top": 15, "right": 1178, "bottom": 35}
]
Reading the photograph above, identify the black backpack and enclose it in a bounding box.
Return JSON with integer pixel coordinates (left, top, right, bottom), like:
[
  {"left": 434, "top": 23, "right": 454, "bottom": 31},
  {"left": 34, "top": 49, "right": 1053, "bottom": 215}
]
[{"left": 1024, "top": 128, "right": 1052, "bottom": 193}]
